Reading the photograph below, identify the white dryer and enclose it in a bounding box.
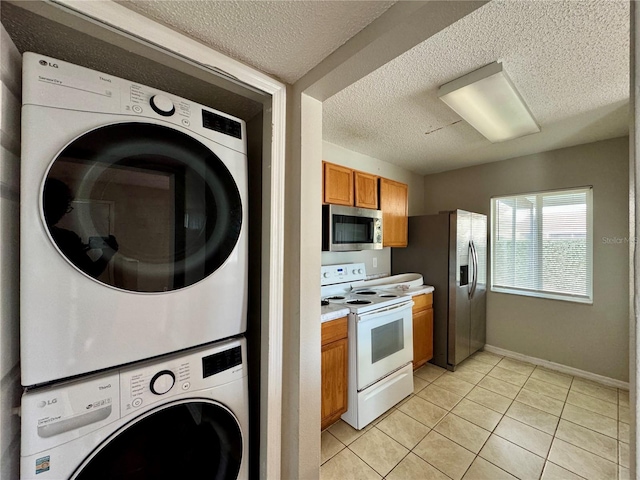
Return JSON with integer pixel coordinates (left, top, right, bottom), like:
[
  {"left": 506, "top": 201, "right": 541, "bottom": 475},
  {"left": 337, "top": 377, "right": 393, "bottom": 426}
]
[
  {"left": 20, "top": 53, "right": 248, "bottom": 386},
  {"left": 21, "top": 336, "right": 248, "bottom": 479}
]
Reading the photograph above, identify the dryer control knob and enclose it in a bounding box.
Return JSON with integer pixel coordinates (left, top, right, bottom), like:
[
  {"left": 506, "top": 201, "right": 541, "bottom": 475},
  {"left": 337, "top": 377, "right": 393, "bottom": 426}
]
[
  {"left": 150, "top": 370, "right": 175, "bottom": 395},
  {"left": 150, "top": 95, "right": 176, "bottom": 117}
]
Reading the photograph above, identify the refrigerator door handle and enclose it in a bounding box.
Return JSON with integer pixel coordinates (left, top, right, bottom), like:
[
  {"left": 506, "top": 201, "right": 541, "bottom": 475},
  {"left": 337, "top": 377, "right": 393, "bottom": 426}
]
[
  {"left": 470, "top": 240, "right": 479, "bottom": 298},
  {"left": 467, "top": 241, "right": 474, "bottom": 298}
]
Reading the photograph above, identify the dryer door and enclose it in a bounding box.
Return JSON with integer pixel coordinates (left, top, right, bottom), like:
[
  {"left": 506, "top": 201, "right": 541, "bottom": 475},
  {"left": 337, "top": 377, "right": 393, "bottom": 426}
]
[
  {"left": 72, "top": 400, "right": 244, "bottom": 480},
  {"left": 43, "top": 122, "right": 243, "bottom": 293}
]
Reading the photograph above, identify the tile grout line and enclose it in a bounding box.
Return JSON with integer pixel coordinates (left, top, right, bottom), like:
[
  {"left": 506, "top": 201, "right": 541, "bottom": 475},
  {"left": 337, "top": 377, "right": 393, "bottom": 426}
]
[
  {"left": 346, "top": 424, "right": 411, "bottom": 479},
  {"left": 491, "top": 356, "right": 549, "bottom": 480},
  {"left": 451, "top": 356, "right": 562, "bottom": 478},
  {"left": 465, "top": 354, "right": 541, "bottom": 480},
  {"left": 422, "top": 356, "right": 523, "bottom": 480},
  {"left": 542, "top": 371, "right": 574, "bottom": 479},
  {"left": 407, "top": 365, "right": 483, "bottom": 479},
  {"left": 323, "top": 354, "right": 625, "bottom": 480},
  {"left": 501, "top": 360, "right": 621, "bottom": 478}
]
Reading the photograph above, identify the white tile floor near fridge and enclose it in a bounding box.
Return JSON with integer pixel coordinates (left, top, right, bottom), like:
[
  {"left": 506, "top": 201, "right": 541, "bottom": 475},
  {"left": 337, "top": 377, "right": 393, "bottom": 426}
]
[{"left": 321, "top": 351, "right": 630, "bottom": 480}]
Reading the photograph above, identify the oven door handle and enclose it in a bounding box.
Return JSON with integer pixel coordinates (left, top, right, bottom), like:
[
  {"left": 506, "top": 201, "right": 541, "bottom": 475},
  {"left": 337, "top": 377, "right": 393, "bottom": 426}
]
[{"left": 356, "top": 300, "right": 414, "bottom": 322}]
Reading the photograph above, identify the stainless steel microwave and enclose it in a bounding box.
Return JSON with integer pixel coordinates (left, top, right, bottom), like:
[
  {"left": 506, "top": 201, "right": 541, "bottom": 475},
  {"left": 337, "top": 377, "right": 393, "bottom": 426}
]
[{"left": 322, "top": 204, "right": 383, "bottom": 251}]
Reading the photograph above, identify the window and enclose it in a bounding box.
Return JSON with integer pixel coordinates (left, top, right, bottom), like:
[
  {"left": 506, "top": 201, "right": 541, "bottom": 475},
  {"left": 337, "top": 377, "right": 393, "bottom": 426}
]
[{"left": 491, "top": 187, "right": 592, "bottom": 303}]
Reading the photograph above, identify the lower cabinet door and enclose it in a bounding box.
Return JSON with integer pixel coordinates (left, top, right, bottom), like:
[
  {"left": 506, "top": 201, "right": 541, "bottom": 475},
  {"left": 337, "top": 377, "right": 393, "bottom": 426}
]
[
  {"left": 321, "top": 337, "right": 348, "bottom": 430},
  {"left": 413, "top": 307, "right": 434, "bottom": 370}
]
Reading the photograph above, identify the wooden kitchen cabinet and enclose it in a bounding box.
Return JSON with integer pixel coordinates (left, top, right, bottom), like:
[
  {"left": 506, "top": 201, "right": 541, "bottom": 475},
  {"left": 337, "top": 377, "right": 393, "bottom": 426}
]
[
  {"left": 321, "top": 316, "right": 348, "bottom": 430},
  {"left": 323, "top": 162, "right": 354, "bottom": 206},
  {"left": 354, "top": 171, "right": 378, "bottom": 209},
  {"left": 379, "top": 178, "right": 408, "bottom": 247},
  {"left": 412, "top": 293, "right": 433, "bottom": 370},
  {"left": 323, "top": 162, "right": 379, "bottom": 209}
]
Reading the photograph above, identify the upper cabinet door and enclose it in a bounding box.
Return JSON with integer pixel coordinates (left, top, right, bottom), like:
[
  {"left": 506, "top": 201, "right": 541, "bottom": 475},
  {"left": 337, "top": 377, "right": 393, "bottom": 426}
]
[
  {"left": 380, "top": 178, "right": 408, "bottom": 247},
  {"left": 324, "top": 162, "right": 354, "bottom": 206},
  {"left": 354, "top": 171, "right": 378, "bottom": 209}
]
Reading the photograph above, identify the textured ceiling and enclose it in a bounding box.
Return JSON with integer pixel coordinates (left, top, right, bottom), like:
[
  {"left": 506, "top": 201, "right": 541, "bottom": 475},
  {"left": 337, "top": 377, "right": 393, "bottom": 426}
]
[
  {"left": 1, "top": 2, "right": 264, "bottom": 121},
  {"left": 3, "top": 1, "right": 630, "bottom": 175},
  {"left": 323, "top": 0, "right": 630, "bottom": 174},
  {"left": 117, "top": 0, "right": 396, "bottom": 84}
]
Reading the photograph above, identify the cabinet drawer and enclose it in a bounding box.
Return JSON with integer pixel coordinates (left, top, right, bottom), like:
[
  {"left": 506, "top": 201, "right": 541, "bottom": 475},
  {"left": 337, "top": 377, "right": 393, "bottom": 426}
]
[
  {"left": 412, "top": 293, "right": 433, "bottom": 312},
  {"left": 322, "top": 317, "right": 348, "bottom": 346}
]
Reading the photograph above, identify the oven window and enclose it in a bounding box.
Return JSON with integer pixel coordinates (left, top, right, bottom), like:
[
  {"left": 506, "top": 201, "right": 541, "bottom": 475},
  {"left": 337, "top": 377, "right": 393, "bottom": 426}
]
[
  {"left": 332, "top": 215, "right": 373, "bottom": 244},
  {"left": 43, "top": 122, "right": 243, "bottom": 293},
  {"left": 371, "top": 319, "right": 404, "bottom": 363}
]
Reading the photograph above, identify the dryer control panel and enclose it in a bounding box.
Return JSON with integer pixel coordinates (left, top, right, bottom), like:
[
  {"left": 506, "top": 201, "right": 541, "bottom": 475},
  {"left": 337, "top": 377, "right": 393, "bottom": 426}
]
[{"left": 22, "top": 52, "right": 246, "bottom": 154}]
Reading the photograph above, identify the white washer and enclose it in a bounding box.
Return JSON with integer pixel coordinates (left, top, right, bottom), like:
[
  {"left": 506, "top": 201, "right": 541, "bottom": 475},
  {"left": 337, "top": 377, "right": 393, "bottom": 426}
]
[
  {"left": 20, "top": 53, "right": 248, "bottom": 386},
  {"left": 20, "top": 337, "right": 249, "bottom": 479}
]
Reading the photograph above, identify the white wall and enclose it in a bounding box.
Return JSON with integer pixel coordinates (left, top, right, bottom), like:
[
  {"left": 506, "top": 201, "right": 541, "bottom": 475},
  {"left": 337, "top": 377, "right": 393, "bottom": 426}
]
[
  {"left": 0, "top": 25, "right": 22, "bottom": 480},
  {"left": 422, "top": 137, "right": 630, "bottom": 381},
  {"left": 282, "top": 91, "right": 322, "bottom": 479},
  {"left": 321, "top": 141, "right": 424, "bottom": 276}
]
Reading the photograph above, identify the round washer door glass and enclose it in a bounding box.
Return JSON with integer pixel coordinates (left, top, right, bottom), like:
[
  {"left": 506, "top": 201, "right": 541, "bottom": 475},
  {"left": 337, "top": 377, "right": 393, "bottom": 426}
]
[
  {"left": 43, "top": 122, "right": 243, "bottom": 293},
  {"left": 73, "top": 401, "right": 243, "bottom": 480}
]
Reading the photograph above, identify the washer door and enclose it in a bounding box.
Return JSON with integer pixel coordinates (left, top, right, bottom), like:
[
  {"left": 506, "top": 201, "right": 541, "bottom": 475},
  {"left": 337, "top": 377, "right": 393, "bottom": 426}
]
[
  {"left": 72, "top": 400, "right": 243, "bottom": 480},
  {"left": 43, "top": 122, "right": 243, "bottom": 293}
]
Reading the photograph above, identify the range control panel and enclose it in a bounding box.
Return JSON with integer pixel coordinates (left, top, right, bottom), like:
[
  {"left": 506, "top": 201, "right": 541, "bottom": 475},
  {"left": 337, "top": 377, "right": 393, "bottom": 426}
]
[{"left": 321, "top": 263, "right": 367, "bottom": 286}]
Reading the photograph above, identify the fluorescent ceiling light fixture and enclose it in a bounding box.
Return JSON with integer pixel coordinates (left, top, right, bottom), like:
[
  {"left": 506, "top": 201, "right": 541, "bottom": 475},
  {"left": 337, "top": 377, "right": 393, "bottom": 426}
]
[{"left": 438, "top": 62, "right": 540, "bottom": 143}]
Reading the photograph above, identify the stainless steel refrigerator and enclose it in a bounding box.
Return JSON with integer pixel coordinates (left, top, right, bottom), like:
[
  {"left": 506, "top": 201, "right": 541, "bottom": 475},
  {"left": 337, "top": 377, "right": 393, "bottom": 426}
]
[{"left": 392, "top": 210, "right": 487, "bottom": 370}]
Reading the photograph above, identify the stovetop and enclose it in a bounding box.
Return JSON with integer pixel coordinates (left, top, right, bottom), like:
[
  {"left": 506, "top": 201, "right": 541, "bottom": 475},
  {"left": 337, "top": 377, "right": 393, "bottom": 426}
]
[
  {"left": 323, "top": 288, "right": 407, "bottom": 314},
  {"left": 321, "top": 263, "right": 411, "bottom": 314}
]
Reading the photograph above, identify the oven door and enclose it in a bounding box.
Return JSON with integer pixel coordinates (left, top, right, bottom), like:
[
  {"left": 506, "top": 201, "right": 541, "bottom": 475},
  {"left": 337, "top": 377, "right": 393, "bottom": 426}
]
[{"left": 356, "top": 301, "right": 413, "bottom": 390}]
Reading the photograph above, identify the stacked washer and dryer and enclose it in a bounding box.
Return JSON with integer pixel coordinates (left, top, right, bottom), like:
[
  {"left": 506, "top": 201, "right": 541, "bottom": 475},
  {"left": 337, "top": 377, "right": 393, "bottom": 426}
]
[{"left": 19, "top": 53, "right": 250, "bottom": 479}]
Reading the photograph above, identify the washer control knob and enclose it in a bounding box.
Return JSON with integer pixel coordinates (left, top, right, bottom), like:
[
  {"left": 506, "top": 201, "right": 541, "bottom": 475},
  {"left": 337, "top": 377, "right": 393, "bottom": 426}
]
[
  {"left": 323, "top": 272, "right": 330, "bottom": 278},
  {"left": 150, "top": 95, "right": 175, "bottom": 117},
  {"left": 150, "top": 370, "right": 175, "bottom": 395},
  {"left": 358, "top": 269, "right": 363, "bottom": 274}
]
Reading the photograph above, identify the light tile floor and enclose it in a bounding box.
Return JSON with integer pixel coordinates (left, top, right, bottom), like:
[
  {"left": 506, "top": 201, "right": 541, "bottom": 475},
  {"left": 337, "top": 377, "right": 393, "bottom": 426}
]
[{"left": 321, "top": 351, "right": 629, "bottom": 480}]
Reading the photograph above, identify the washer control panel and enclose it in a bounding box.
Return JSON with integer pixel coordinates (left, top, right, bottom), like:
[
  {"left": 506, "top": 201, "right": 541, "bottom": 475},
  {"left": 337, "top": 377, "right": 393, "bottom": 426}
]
[
  {"left": 121, "top": 360, "right": 191, "bottom": 412},
  {"left": 21, "top": 338, "right": 246, "bottom": 463},
  {"left": 149, "top": 94, "right": 176, "bottom": 117},
  {"left": 150, "top": 370, "right": 176, "bottom": 395},
  {"left": 119, "top": 337, "right": 246, "bottom": 417}
]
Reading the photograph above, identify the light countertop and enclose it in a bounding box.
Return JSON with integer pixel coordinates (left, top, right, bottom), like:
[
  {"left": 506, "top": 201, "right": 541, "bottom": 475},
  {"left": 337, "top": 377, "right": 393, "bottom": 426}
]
[
  {"left": 320, "top": 305, "right": 350, "bottom": 323},
  {"left": 387, "top": 285, "right": 434, "bottom": 297}
]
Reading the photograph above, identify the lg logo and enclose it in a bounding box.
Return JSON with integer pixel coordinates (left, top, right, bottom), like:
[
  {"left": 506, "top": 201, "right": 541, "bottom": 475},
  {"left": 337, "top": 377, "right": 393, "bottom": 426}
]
[
  {"left": 39, "top": 60, "right": 58, "bottom": 68},
  {"left": 37, "top": 398, "right": 57, "bottom": 408}
]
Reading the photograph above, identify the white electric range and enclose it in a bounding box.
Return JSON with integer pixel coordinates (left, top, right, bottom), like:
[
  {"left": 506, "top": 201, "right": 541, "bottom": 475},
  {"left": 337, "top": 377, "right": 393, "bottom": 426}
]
[{"left": 321, "top": 263, "right": 414, "bottom": 430}]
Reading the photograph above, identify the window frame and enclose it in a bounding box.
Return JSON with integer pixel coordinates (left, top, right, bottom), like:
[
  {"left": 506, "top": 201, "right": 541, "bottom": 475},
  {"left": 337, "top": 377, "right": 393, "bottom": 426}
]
[{"left": 490, "top": 186, "right": 593, "bottom": 304}]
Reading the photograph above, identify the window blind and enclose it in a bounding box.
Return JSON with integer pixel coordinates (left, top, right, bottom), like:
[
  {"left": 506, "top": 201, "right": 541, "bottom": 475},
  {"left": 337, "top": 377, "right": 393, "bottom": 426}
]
[{"left": 491, "top": 187, "right": 592, "bottom": 303}]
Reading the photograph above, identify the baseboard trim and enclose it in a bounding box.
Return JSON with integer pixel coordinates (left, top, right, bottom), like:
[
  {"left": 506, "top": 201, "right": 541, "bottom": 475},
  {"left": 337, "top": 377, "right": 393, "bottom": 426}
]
[{"left": 483, "top": 344, "right": 629, "bottom": 390}]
